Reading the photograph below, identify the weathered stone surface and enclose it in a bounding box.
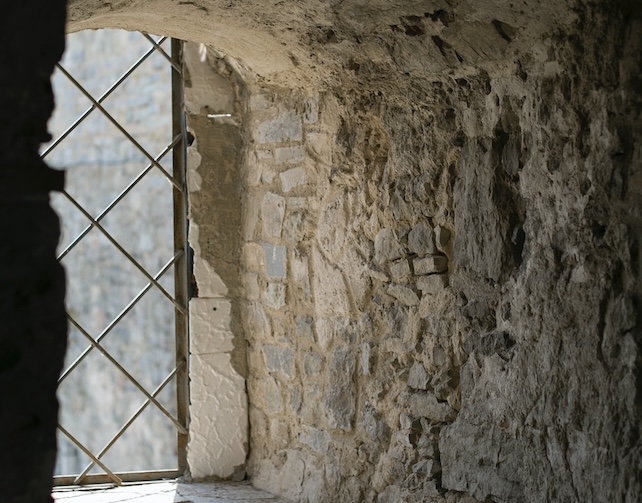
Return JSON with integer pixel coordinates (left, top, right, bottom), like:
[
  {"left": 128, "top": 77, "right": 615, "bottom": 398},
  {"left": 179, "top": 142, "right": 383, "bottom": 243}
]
[
  {"left": 407, "top": 362, "right": 429, "bottom": 390},
  {"left": 416, "top": 274, "right": 448, "bottom": 294},
  {"left": 261, "top": 192, "right": 286, "bottom": 238},
  {"left": 263, "top": 243, "right": 287, "bottom": 279},
  {"left": 325, "top": 346, "right": 357, "bottom": 430},
  {"left": 279, "top": 167, "right": 307, "bottom": 192},
  {"left": 408, "top": 221, "right": 437, "bottom": 256},
  {"left": 263, "top": 345, "right": 295, "bottom": 379},
  {"left": 387, "top": 284, "right": 420, "bottom": 306},
  {"left": 58, "top": 3, "right": 642, "bottom": 503},
  {"left": 414, "top": 255, "right": 448, "bottom": 275},
  {"left": 299, "top": 426, "right": 329, "bottom": 454},
  {"left": 374, "top": 229, "right": 405, "bottom": 264},
  {"left": 390, "top": 259, "right": 411, "bottom": 281},
  {"left": 256, "top": 111, "right": 302, "bottom": 143},
  {"left": 263, "top": 283, "right": 287, "bottom": 310}
]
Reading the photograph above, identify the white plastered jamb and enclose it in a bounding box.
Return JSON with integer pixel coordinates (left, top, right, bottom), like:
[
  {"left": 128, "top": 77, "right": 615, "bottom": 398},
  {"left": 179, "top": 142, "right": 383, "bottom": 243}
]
[{"left": 184, "top": 42, "right": 248, "bottom": 480}]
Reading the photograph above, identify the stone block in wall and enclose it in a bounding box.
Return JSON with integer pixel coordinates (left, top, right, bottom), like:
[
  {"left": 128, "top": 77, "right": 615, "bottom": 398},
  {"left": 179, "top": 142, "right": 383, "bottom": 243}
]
[
  {"left": 275, "top": 146, "right": 305, "bottom": 164},
  {"left": 263, "top": 345, "right": 295, "bottom": 379},
  {"left": 408, "top": 361, "right": 429, "bottom": 390},
  {"left": 399, "top": 391, "right": 456, "bottom": 423},
  {"left": 255, "top": 110, "right": 302, "bottom": 143},
  {"left": 387, "top": 284, "right": 420, "bottom": 306},
  {"left": 325, "top": 346, "right": 356, "bottom": 431},
  {"left": 280, "top": 167, "right": 307, "bottom": 192},
  {"left": 261, "top": 192, "right": 286, "bottom": 237},
  {"left": 413, "top": 255, "right": 448, "bottom": 275},
  {"left": 263, "top": 243, "right": 287, "bottom": 278},
  {"left": 374, "top": 229, "right": 405, "bottom": 264},
  {"left": 390, "top": 259, "right": 411, "bottom": 281},
  {"left": 295, "top": 316, "right": 314, "bottom": 339},
  {"left": 408, "top": 221, "right": 437, "bottom": 256},
  {"left": 299, "top": 426, "right": 329, "bottom": 454},
  {"left": 311, "top": 248, "right": 351, "bottom": 315},
  {"left": 264, "top": 282, "right": 287, "bottom": 310},
  {"left": 254, "top": 377, "right": 283, "bottom": 415},
  {"left": 417, "top": 274, "right": 448, "bottom": 294}
]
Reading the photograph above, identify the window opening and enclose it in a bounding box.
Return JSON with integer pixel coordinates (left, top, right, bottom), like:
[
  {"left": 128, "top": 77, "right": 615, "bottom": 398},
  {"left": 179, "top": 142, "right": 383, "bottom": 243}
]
[{"left": 42, "top": 30, "right": 189, "bottom": 486}]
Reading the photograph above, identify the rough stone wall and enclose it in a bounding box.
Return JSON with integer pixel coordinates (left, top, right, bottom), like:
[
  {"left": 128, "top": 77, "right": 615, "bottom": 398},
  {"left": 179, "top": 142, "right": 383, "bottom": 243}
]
[
  {"left": 239, "top": 5, "right": 642, "bottom": 503},
  {"left": 58, "top": 0, "right": 642, "bottom": 502}
]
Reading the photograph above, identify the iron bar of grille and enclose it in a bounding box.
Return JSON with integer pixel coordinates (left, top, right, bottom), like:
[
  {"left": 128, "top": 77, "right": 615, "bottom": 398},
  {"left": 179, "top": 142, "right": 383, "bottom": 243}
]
[
  {"left": 57, "top": 425, "right": 123, "bottom": 486},
  {"left": 73, "top": 360, "right": 186, "bottom": 484},
  {"left": 171, "top": 38, "right": 190, "bottom": 475},
  {"left": 67, "top": 315, "right": 188, "bottom": 435},
  {"left": 57, "top": 135, "right": 181, "bottom": 262},
  {"left": 61, "top": 189, "right": 186, "bottom": 313},
  {"left": 142, "top": 33, "right": 182, "bottom": 73},
  {"left": 54, "top": 63, "right": 182, "bottom": 191},
  {"left": 41, "top": 37, "right": 169, "bottom": 160},
  {"left": 53, "top": 470, "right": 181, "bottom": 487},
  {"left": 58, "top": 251, "right": 182, "bottom": 384}
]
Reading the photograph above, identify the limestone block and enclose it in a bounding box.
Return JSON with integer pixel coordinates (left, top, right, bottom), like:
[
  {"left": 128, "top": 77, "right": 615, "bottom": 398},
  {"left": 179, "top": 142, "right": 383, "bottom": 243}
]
[
  {"left": 263, "top": 345, "right": 295, "bottom": 378},
  {"left": 264, "top": 282, "right": 287, "bottom": 310},
  {"left": 374, "top": 229, "right": 405, "bottom": 264},
  {"left": 408, "top": 361, "right": 429, "bottom": 390},
  {"left": 295, "top": 316, "right": 314, "bottom": 339},
  {"left": 299, "top": 426, "right": 329, "bottom": 454},
  {"left": 417, "top": 274, "right": 448, "bottom": 294},
  {"left": 387, "top": 284, "right": 420, "bottom": 306},
  {"left": 408, "top": 221, "right": 437, "bottom": 256},
  {"left": 280, "top": 167, "right": 307, "bottom": 192},
  {"left": 413, "top": 255, "right": 448, "bottom": 275},
  {"left": 244, "top": 242, "right": 265, "bottom": 271},
  {"left": 263, "top": 243, "right": 287, "bottom": 278},
  {"left": 325, "top": 346, "right": 356, "bottom": 430},
  {"left": 303, "top": 351, "right": 324, "bottom": 375},
  {"left": 255, "top": 110, "right": 302, "bottom": 143},
  {"left": 311, "top": 248, "right": 351, "bottom": 315},
  {"left": 189, "top": 298, "right": 234, "bottom": 354},
  {"left": 261, "top": 192, "right": 286, "bottom": 237},
  {"left": 254, "top": 377, "right": 283, "bottom": 415},
  {"left": 390, "top": 259, "right": 411, "bottom": 281},
  {"left": 275, "top": 146, "right": 305, "bottom": 164},
  {"left": 402, "top": 392, "right": 455, "bottom": 423}
]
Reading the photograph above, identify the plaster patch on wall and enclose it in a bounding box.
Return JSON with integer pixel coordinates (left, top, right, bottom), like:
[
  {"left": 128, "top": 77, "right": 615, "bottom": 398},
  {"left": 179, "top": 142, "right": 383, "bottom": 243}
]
[{"left": 187, "top": 353, "right": 248, "bottom": 479}]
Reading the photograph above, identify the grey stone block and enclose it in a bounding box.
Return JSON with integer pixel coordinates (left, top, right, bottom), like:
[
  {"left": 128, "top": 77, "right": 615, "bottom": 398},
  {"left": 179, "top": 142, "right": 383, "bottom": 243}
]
[
  {"left": 414, "top": 255, "right": 448, "bottom": 275},
  {"left": 387, "top": 284, "right": 420, "bottom": 306},
  {"left": 263, "top": 345, "right": 295, "bottom": 378},
  {"left": 417, "top": 274, "right": 448, "bottom": 294},
  {"left": 408, "top": 222, "right": 437, "bottom": 256},
  {"left": 374, "top": 229, "right": 405, "bottom": 264},
  {"left": 263, "top": 243, "right": 287, "bottom": 278},
  {"left": 256, "top": 110, "right": 302, "bottom": 143}
]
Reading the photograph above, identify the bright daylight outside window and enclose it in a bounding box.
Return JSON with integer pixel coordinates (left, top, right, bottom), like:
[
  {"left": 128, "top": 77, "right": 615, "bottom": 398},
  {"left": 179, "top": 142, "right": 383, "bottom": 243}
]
[{"left": 41, "top": 29, "right": 189, "bottom": 486}]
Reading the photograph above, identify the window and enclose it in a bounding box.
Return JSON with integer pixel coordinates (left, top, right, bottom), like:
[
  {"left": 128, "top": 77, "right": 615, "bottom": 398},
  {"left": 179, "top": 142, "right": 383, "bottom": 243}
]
[{"left": 42, "top": 29, "right": 189, "bottom": 485}]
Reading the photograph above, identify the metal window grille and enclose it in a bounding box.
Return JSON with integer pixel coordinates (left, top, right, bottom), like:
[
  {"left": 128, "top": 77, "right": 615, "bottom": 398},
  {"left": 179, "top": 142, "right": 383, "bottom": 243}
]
[{"left": 42, "top": 31, "right": 189, "bottom": 486}]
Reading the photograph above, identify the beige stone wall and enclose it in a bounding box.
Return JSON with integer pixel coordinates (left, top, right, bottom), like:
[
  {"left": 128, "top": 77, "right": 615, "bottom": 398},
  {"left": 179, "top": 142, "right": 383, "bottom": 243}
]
[{"left": 66, "top": 1, "right": 642, "bottom": 502}]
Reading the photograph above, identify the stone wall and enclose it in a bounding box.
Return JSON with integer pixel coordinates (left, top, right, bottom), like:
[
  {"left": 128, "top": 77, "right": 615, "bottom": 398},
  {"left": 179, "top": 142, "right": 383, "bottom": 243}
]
[{"left": 61, "top": 1, "right": 642, "bottom": 502}]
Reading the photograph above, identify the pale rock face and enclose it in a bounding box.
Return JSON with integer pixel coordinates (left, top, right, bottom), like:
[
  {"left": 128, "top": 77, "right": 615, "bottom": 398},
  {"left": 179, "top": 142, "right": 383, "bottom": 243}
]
[{"left": 62, "top": 2, "right": 642, "bottom": 503}]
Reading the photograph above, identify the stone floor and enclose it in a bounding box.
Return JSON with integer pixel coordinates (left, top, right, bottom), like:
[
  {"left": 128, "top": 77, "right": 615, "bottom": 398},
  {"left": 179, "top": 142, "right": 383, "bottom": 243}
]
[{"left": 52, "top": 481, "right": 287, "bottom": 503}]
